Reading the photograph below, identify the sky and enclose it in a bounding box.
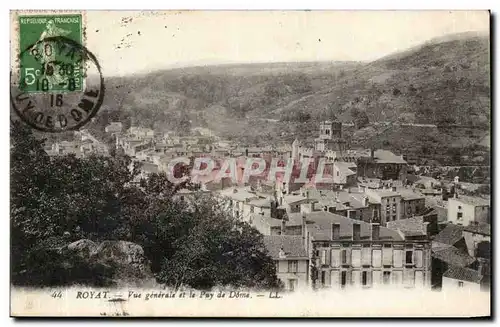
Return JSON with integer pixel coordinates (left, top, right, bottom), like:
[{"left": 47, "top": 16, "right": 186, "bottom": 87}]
[{"left": 59, "top": 11, "right": 489, "bottom": 76}]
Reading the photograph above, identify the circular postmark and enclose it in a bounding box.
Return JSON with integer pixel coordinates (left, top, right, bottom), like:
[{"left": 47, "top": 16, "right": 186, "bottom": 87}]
[{"left": 10, "top": 36, "right": 104, "bottom": 133}]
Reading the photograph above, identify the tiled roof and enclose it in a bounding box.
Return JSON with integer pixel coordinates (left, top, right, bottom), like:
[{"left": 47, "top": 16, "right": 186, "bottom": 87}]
[
  {"left": 432, "top": 224, "right": 464, "bottom": 246},
  {"left": 443, "top": 265, "right": 483, "bottom": 284},
  {"left": 386, "top": 217, "right": 427, "bottom": 237},
  {"left": 463, "top": 224, "right": 491, "bottom": 236},
  {"left": 373, "top": 150, "right": 407, "bottom": 164},
  {"left": 284, "top": 194, "right": 308, "bottom": 204},
  {"left": 263, "top": 235, "right": 308, "bottom": 259},
  {"left": 398, "top": 189, "right": 425, "bottom": 201},
  {"left": 431, "top": 246, "right": 475, "bottom": 267},
  {"left": 450, "top": 195, "right": 490, "bottom": 207},
  {"left": 305, "top": 211, "right": 404, "bottom": 241},
  {"left": 248, "top": 198, "right": 272, "bottom": 208}
]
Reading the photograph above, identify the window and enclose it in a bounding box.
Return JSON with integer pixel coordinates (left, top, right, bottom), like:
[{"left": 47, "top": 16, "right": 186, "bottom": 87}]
[
  {"left": 332, "top": 224, "right": 340, "bottom": 240},
  {"left": 458, "top": 281, "right": 464, "bottom": 288},
  {"left": 331, "top": 270, "right": 340, "bottom": 287},
  {"left": 331, "top": 249, "right": 340, "bottom": 267},
  {"left": 362, "top": 271, "right": 368, "bottom": 286},
  {"left": 414, "top": 250, "right": 423, "bottom": 268},
  {"left": 320, "top": 250, "right": 327, "bottom": 265},
  {"left": 288, "top": 260, "right": 298, "bottom": 273},
  {"left": 393, "top": 249, "right": 403, "bottom": 268},
  {"left": 383, "top": 271, "right": 391, "bottom": 284},
  {"left": 352, "top": 270, "right": 361, "bottom": 286},
  {"left": 372, "top": 249, "right": 382, "bottom": 268},
  {"left": 341, "top": 271, "right": 347, "bottom": 288},
  {"left": 457, "top": 212, "right": 463, "bottom": 220},
  {"left": 275, "top": 261, "right": 280, "bottom": 273},
  {"left": 341, "top": 249, "right": 348, "bottom": 265},
  {"left": 352, "top": 249, "right": 361, "bottom": 267},
  {"left": 383, "top": 245, "right": 392, "bottom": 266},
  {"left": 337, "top": 171, "right": 339, "bottom": 176},
  {"left": 392, "top": 271, "right": 403, "bottom": 285},
  {"left": 415, "top": 271, "right": 424, "bottom": 287},
  {"left": 361, "top": 246, "right": 372, "bottom": 266},
  {"left": 321, "top": 271, "right": 326, "bottom": 286},
  {"left": 404, "top": 270, "right": 415, "bottom": 287},
  {"left": 458, "top": 206, "right": 462, "bottom": 210},
  {"left": 250, "top": 206, "right": 254, "bottom": 213},
  {"left": 406, "top": 251, "right": 413, "bottom": 265}
]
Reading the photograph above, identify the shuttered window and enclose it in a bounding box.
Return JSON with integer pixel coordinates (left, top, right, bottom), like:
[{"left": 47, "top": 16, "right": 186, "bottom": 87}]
[
  {"left": 362, "top": 271, "right": 372, "bottom": 287},
  {"left": 414, "top": 250, "right": 423, "bottom": 268},
  {"left": 392, "top": 271, "right": 403, "bottom": 285},
  {"left": 352, "top": 270, "right": 361, "bottom": 286},
  {"left": 331, "top": 270, "right": 340, "bottom": 288},
  {"left": 331, "top": 249, "right": 340, "bottom": 267},
  {"left": 383, "top": 246, "right": 392, "bottom": 266},
  {"left": 404, "top": 270, "right": 415, "bottom": 287},
  {"left": 373, "top": 271, "right": 382, "bottom": 286},
  {"left": 415, "top": 271, "right": 425, "bottom": 287},
  {"left": 361, "top": 247, "right": 371, "bottom": 266},
  {"left": 393, "top": 249, "right": 403, "bottom": 268},
  {"left": 372, "top": 249, "right": 382, "bottom": 268},
  {"left": 352, "top": 249, "right": 361, "bottom": 268}
]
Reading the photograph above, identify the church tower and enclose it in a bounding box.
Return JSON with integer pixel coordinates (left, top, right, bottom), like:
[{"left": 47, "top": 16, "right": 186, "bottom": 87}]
[{"left": 315, "top": 118, "right": 345, "bottom": 153}]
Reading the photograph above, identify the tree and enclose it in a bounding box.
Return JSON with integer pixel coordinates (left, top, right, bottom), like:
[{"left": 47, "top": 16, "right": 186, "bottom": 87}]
[
  {"left": 351, "top": 107, "right": 370, "bottom": 129},
  {"left": 11, "top": 122, "right": 280, "bottom": 290}
]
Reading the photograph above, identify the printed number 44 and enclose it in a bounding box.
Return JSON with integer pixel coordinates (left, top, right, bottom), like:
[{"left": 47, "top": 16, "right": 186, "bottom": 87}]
[{"left": 51, "top": 291, "right": 62, "bottom": 298}]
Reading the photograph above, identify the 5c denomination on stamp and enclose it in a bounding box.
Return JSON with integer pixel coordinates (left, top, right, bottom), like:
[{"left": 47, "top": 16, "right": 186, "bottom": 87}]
[{"left": 10, "top": 12, "right": 104, "bottom": 133}]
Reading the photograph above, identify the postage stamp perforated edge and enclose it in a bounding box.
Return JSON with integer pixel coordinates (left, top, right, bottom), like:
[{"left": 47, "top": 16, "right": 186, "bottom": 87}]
[{"left": 10, "top": 10, "right": 87, "bottom": 92}]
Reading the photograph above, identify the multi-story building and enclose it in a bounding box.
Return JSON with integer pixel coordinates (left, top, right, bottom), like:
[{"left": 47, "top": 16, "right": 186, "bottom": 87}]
[
  {"left": 305, "top": 211, "right": 432, "bottom": 290},
  {"left": 219, "top": 187, "right": 273, "bottom": 223},
  {"left": 399, "top": 189, "right": 426, "bottom": 219},
  {"left": 447, "top": 195, "right": 490, "bottom": 226},
  {"left": 263, "top": 235, "right": 309, "bottom": 291},
  {"left": 365, "top": 188, "right": 402, "bottom": 225}
]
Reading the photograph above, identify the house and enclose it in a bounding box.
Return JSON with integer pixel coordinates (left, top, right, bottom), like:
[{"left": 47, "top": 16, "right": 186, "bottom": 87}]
[
  {"left": 398, "top": 189, "right": 426, "bottom": 219},
  {"left": 447, "top": 195, "right": 490, "bottom": 226},
  {"left": 430, "top": 224, "right": 478, "bottom": 290},
  {"left": 219, "top": 187, "right": 263, "bottom": 223},
  {"left": 356, "top": 149, "right": 408, "bottom": 181},
  {"left": 303, "top": 211, "right": 432, "bottom": 290},
  {"left": 442, "top": 266, "right": 484, "bottom": 292},
  {"left": 365, "top": 188, "right": 402, "bottom": 225},
  {"left": 263, "top": 235, "right": 309, "bottom": 291}
]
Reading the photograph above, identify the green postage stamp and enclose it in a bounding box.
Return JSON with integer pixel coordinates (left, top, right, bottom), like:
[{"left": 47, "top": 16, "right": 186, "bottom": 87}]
[
  {"left": 18, "top": 13, "right": 84, "bottom": 93},
  {"left": 11, "top": 11, "right": 104, "bottom": 133}
]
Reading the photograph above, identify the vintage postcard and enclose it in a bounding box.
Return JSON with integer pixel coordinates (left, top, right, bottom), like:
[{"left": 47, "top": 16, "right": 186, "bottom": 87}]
[{"left": 9, "top": 10, "right": 491, "bottom": 317}]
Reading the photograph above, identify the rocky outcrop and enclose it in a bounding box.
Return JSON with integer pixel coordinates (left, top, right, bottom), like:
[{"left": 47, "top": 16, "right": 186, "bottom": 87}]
[{"left": 64, "top": 239, "right": 157, "bottom": 287}]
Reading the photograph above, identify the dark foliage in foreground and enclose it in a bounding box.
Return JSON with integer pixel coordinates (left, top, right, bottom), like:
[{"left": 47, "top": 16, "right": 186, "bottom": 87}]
[{"left": 11, "top": 121, "right": 280, "bottom": 290}]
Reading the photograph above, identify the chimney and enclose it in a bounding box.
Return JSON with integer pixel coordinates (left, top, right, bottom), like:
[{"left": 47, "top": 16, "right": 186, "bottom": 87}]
[
  {"left": 363, "top": 196, "right": 369, "bottom": 207},
  {"left": 332, "top": 223, "right": 340, "bottom": 240},
  {"left": 392, "top": 186, "right": 397, "bottom": 192},
  {"left": 353, "top": 223, "right": 361, "bottom": 241},
  {"left": 371, "top": 148, "right": 375, "bottom": 159},
  {"left": 371, "top": 223, "right": 380, "bottom": 240}
]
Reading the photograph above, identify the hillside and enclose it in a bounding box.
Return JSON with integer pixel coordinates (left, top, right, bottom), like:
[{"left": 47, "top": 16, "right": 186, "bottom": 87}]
[{"left": 79, "top": 32, "right": 490, "bottom": 164}]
